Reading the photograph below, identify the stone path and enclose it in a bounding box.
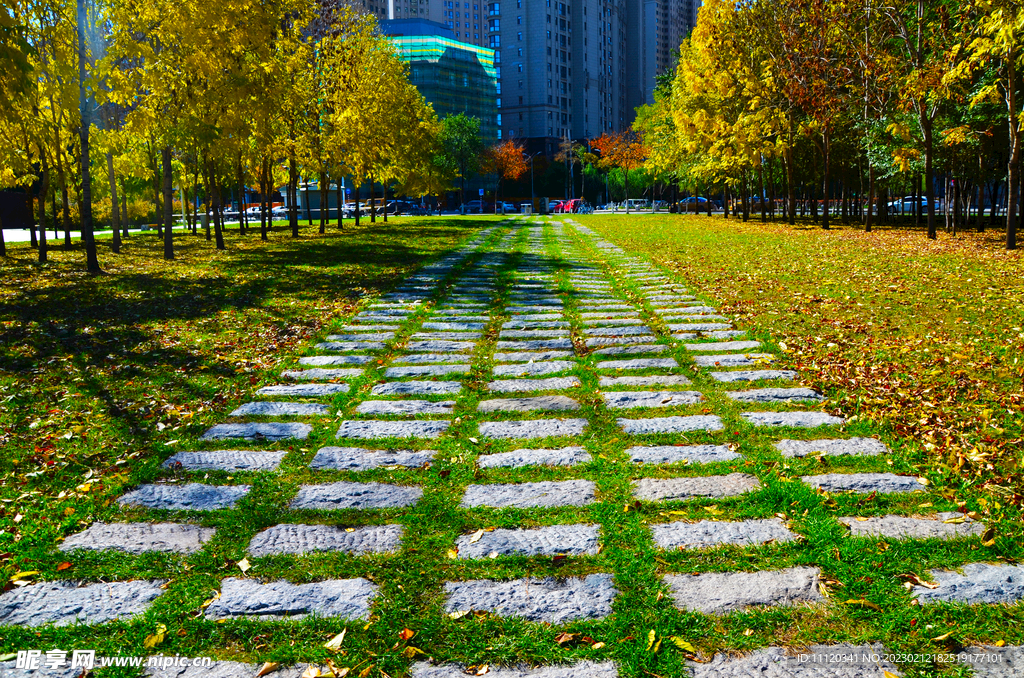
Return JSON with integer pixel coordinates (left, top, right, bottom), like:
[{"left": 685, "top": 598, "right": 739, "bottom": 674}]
[{"left": 4, "top": 218, "right": 1011, "bottom": 677}]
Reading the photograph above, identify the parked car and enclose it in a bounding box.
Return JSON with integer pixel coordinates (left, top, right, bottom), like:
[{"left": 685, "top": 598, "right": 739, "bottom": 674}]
[
  {"left": 548, "top": 199, "right": 566, "bottom": 213},
  {"left": 679, "top": 196, "right": 711, "bottom": 212},
  {"left": 270, "top": 205, "right": 288, "bottom": 217},
  {"left": 464, "top": 199, "right": 485, "bottom": 213},
  {"left": 887, "top": 196, "right": 932, "bottom": 213},
  {"left": 497, "top": 202, "right": 518, "bottom": 213}
]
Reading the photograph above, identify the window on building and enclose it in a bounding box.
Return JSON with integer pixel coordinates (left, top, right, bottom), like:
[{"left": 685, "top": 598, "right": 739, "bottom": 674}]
[
  {"left": 497, "top": 97, "right": 501, "bottom": 107},
  {"left": 518, "top": 95, "right": 523, "bottom": 104},
  {"left": 498, "top": 129, "right": 502, "bottom": 139},
  {"left": 518, "top": 79, "right": 523, "bottom": 88},
  {"left": 517, "top": 47, "right": 522, "bottom": 56},
  {"left": 546, "top": 13, "right": 550, "bottom": 22},
  {"left": 546, "top": 46, "right": 551, "bottom": 55},
  {"left": 488, "top": 1, "right": 498, "bottom": 13},
  {"left": 517, "top": 31, "right": 522, "bottom": 40},
  {"left": 517, "top": 15, "right": 521, "bottom": 24},
  {"left": 489, "top": 35, "right": 500, "bottom": 46},
  {"left": 489, "top": 18, "right": 498, "bottom": 29},
  {"left": 516, "top": 0, "right": 521, "bottom": 7},
  {"left": 519, "top": 112, "right": 523, "bottom": 120},
  {"left": 517, "top": 63, "right": 523, "bottom": 72},
  {"left": 497, "top": 113, "right": 502, "bottom": 125}
]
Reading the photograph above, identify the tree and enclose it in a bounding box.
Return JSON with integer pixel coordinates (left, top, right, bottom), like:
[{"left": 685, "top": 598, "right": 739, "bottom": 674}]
[
  {"left": 484, "top": 139, "right": 527, "bottom": 207},
  {"left": 592, "top": 130, "right": 647, "bottom": 213}
]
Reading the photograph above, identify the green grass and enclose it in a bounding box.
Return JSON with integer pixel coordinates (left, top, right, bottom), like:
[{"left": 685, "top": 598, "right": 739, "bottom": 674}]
[{"left": 0, "top": 214, "right": 1020, "bottom": 677}]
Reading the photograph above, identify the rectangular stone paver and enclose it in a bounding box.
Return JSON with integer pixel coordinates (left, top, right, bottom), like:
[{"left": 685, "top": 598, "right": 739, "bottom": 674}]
[
  {"left": 443, "top": 573, "right": 615, "bottom": 623},
  {"left": 634, "top": 473, "right": 761, "bottom": 501},
  {"left": 325, "top": 333, "right": 395, "bottom": 341},
  {"left": 479, "top": 419, "right": 588, "bottom": 439},
  {"left": 492, "top": 361, "right": 575, "bottom": 377},
  {"left": 410, "top": 661, "right": 620, "bottom": 678},
  {"left": 478, "top": 446, "right": 591, "bottom": 468},
  {"left": 488, "top": 377, "right": 582, "bottom": 393},
  {"left": 230, "top": 402, "right": 329, "bottom": 417},
  {"left": 248, "top": 524, "right": 404, "bottom": 556},
  {"left": 356, "top": 400, "right": 455, "bottom": 416},
  {"left": 914, "top": 563, "right": 1024, "bottom": 605},
  {"left": 777, "top": 437, "right": 887, "bottom": 457},
  {"left": 201, "top": 422, "right": 312, "bottom": 441},
  {"left": 652, "top": 518, "right": 798, "bottom": 550},
  {"left": 709, "top": 370, "right": 796, "bottom": 382},
  {"left": 421, "top": 322, "right": 486, "bottom": 331},
  {"left": 683, "top": 340, "right": 761, "bottom": 352},
  {"left": 385, "top": 365, "right": 471, "bottom": 378},
  {"left": 299, "top": 356, "right": 374, "bottom": 366},
  {"left": 461, "top": 480, "right": 596, "bottom": 508},
  {"left": 689, "top": 644, "right": 899, "bottom": 677},
  {"left": 602, "top": 391, "right": 703, "bottom": 409},
  {"left": 162, "top": 450, "right": 287, "bottom": 471},
  {"left": 0, "top": 580, "right": 166, "bottom": 627},
  {"left": 371, "top": 381, "right": 462, "bottom": 396},
  {"left": 727, "top": 388, "right": 821, "bottom": 403},
  {"left": 627, "top": 445, "right": 740, "bottom": 464},
  {"left": 392, "top": 354, "right": 473, "bottom": 364},
  {"left": 596, "top": 358, "right": 678, "bottom": 370},
  {"left": 316, "top": 341, "right": 385, "bottom": 352},
  {"left": 664, "top": 566, "right": 823, "bottom": 614},
  {"left": 593, "top": 344, "right": 670, "bottom": 356},
  {"left": 584, "top": 326, "right": 654, "bottom": 336},
  {"left": 310, "top": 447, "right": 436, "bottom": 470},
  {"left": 407, "top": 340, "right": 476, "bottom": 352},
  {"left": 801, "top": 473, "right": 927, "bottom": 494},
  {"left": 257, "top": 383, "right": 350, "bottom": 396},
  {"left": 144, "top": 662, "right": 309, "bottom": 678},
  {"left": 336, "top": 420, "right": 450, "bottom": 439},
  {"left": 618, "top": 415, "right": 723, "bottom": 434},
  {"left": 477, "top": 396, "right": 580, "bottom": 413},
  {"left": 839, "top": 513, "right": 985, "bottom": 540},
  {"left": 741, "top": 411, "right": 845, "bottom": 427},
  {"left": 290, "top": 481, "right": 423, "bottom": 509},
  {"left": 118, "top": 483, "right": 251, "bottom": 510},
  {"left": 497, "top": 339, "right": 574, "bottom": 350},
  {"left": 60, "top": 522, "right": 216, "bottom": 554},
  {"left": 412, "top": 332, "right": 483, "bottom": 340},
  {"left": 499, "top": 330, "right": 571, "bottom": 338},
  {"left": 693, "top": 353, "right": 775, "bottom": 367},
  {"left": 598, "top": 375, "right": 691, "bottom": 387},
  {"left": 282, "top": 368, "right": 364, "bottom": 381},
  {"left": 494, "top": 351, "right": 574, "bottom": 362},
  {"left": 456, "top": 524, "right": 600, "bottom": 558},
  {"left": 205, "top": 577, "right": 377, "bottom": 620}
]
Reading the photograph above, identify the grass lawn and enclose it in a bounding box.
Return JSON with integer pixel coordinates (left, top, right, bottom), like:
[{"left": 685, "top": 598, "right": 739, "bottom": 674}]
[{"left": 0, "top": 214, "right": 1021, "bottom": 677}]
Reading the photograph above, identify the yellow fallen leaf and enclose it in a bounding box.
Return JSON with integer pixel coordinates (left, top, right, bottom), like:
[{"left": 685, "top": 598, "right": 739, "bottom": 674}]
[
  {"left": 402, "top": 646, "right": 426, "bottom": 658},
  {"left": 474, "top": 665, "right": 489, "bottom": 675},
  {"left": 448, "top": 610, "right": 471, "bottom": 620},
  {"left": 143, "top": 623, "right": 168, "bottom": 649},
  {"left": 995, "top": 640, "right": 1006, "bottom": 647},
  {"left": 447, "top": 548, "right": 459, "bottom": 559},
  {"left": 743, "top": 629, "right": 754, "bottom": 636},
  {"left": 238, "top": 558, "right": 251, "bottom": 574},
  {"left": 982, "top": 527, "right": 996, "bottom": 547},
  {"left": 468, "top": 530, "right": 485, "bottom": 544},
  {"left": 855, "top": 517, "right": 870, "bottom": 522},
  {"left": 645, "top": 629, "right": 657, "bottom": 652},
  {"left": 256, "top": 662, "right": 280, "bottom": 677},
  {"left": 324, "top": 628, "right": 347, "bottom": 650},
  {"left": 591, "top": 642, "right": 605, "bottom": 649},
  {"left": 884, "top": 672, "right": 899, "bottom": 678},
  {"left": 669, "top": 636, "right": 696, "bottom": 653},
  {"left": 942, "top": 516, "right": 966, "bottom": 524},
  {"left": 844, "top": 599, "right": 881, "bottom": 611},
  {"left": 301, "top": 667, "right": 321, "bottom": 678},
  {"left": 10, "top": 571, "right": 39, "bottom": 581},
  {"left": 358, "top": 667, "right": 373, "bottom": 678},
  {"left": 933, "top": 631, "right": 953, "bottom": 641}
]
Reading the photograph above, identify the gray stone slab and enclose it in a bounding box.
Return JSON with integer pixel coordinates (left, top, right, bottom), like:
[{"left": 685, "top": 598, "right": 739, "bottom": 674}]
[
  {"left": 502, "top": 320, "right": 570, "bottom": 329},
  {"left": 599, "top": 375, "right": 692, "bottom": 387},
  {"left": 710, "top": 369, "right": 797, "bottom": 382},
  {"left": 290, "top": 481, "right": 423, "bottom": 509},
  {"left": 230, "top": 402, "right": 329, "bottom": 417},
  {"left": 497, "top": 339, "right": 574, "bottom": 350},
  {"left": 163, "top": 450, "right": 287, "bottom": 471},
  {"left": 478, "top": 446, "right": 591, "bottom": 468},
  {"left": 705, "top": 330, "right": 748, "bottom": 340},
  {"left": 499, "top": 314, "right": 563, "bottom": 322},
  {"left": 201, "top": 422, "right": 311, "bottom": 441},
  {"left": 384, "top": 364, "right": 471, "bottom": 378},
  {"left": 60, "top": 522, "right": 216, "bottom": 554},
  {"left": 461, "top": 479, "right": 596, "bottom": 508},
  {"left": 741, "top": 411, "right": 845, "bottom": 427},
  {"left": 602, "top": 391, "right": 703, "bottom": 409},
  {"left": 325, "top": 333, "right": 395, "bottom": 341},
  {"left": 393, "top": 353, "right": 472, "bottom": 364},
  {"left": 801, "top": 473, "right": 927, "bottom": 494},
  {"left": 421, "top": 322, "right": 487, "bottom": 330},
  {"left": 412, "top": 332, "right": 483, "bottom": 341},
  {"left": 494, "top": 351, "right": 574, "bottom": 362},
  {"left": 488, "top": 377, "right": 582, "bottom": 393},
  {"left": 580, "top": 311, "right": 639, "bottom": 318},
  {"left": 257, "top": 383, "right": 350, "bottom": 396},
  {"left": 777, "top": 437, "right": 887, "bottom": 457},
  {"left": 310, "top": 446, "right": 435, "bottom": 470},
  {"left": 299, "top": 355, "right": 374, "bottom": 366},
  {"left": 727, "top": 387, "right": 822, "bottom": 403},
  {"left": 456, "top": 524, "right": 600, "bottom": 559},
  {"left": 371, "top": 381, "right": 462, "bottom": 396},
  {"left": 581, "top": 318, "right": 643, "bottom": 327},
  {"left": 627, "top": 445, "right": 740, "bottom": 464},
  {"left": 356, "top": 400, "right": 455, "bottom": 416},
  {"left": 0, "top": 580, "right": 165, "bottom": 627},
  {"left": 579, "top": 304, "right": 633, "bottom": 311},
  {"left": 618, "top": 415, "right": 723, "bottom": 434},
  {"left": 407, "top": 340, "right": 476, "bottom": 352},
  {"left": 653, "top": 518, "right": 798, "bottom": 550},
  {"left": 695, "top": 353, "right": 778, "bottom": 368},
  {"left": 499, "top": 330, "right": 571, "bottom": 338},
  {"left": 0, "top": 661, "right": 84, "bottom": 678},
  {"left": 443, "top": 573, "right": 614, "bottom": 623},
  {"left": 144, "top": 661, "right": 309, "bottom": 678},
  {"left": 634, "top": 474, "right": 760, "bottom": 501},
  {"left": 478, "top": 396, "right": 580, "bottom": 413},
  {"left": 118, "top": 483, "right": 251, "bottom": 510},
  {"left": 915, "top": 563, "right": 1024, "bottom": 604},
  {"left": 688, "top": 644, "right": 899, "bottom": 677},
  {"left": 282, "top": 367, "right": 364, "bottom": 380},
  {"left": 597, "top": 358, "right": 678, "bottom": 370},
  {"left": 248, "top": 523, "right": 404, "bottom": 556},
  {"left": 664, "top": 566, "right": 823, "bottom": 614},
  {"left": 840, "top": 512, "right": 985, "bottom": 539},
  {"left": 479, "top": 419, "right": 588, "bottom": 439},
  {"left": 956, "top": 646, "right": 1024, "bottom": 678},
  {"left": 205, "top": 577, "right": 377, "bottom": 620},
  {"left": 336, "top": 420, "right": 450, "bottom": 439},
  {"left": 592, "top": 344, "right": 669, "bottom": 356},
  {"left": 316, "top": 341, "right": 386, "bottom": 351},
  {"left": 586, "top": 336, "right": 658, "bottom": 347},
  {"left": 492, "top": 361, "right": 574, "bottom": 377},
  {"left": 584, "top": 326, "right": 654, "bottom": 336},
  {"left": 335, "top": 324, "right": 400, "bottom": 331},
  {"left": 683, "top": 340, "right": 761, "bottom": 352}
]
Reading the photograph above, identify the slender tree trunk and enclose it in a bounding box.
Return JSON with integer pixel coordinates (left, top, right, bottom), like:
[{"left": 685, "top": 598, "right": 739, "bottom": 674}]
[
  {"left": 237, "top": 155, "right": 247, "bottom": 235},
  {"left": 77, "top": 0, "right": 100, "bottom": 273},
  {"left": 120, "top": 182, "right": 129, "bottom": 238},
  {"left": 757, "top": 160, "right": 766, "bottom": 222},
  {"left": 37, "top": 150, "right": 49, "bottom": 263},
  {"left": 259, "top": 159, "right": 268, "bottom": 241},
  {"left": 289, "top": 152, "right": 299, "bottom": 238},
  {"left": 723, "top": 186, "right": 730, "bottom": 219},
  {"left": 161, "top": 146, "right": 174, "bottom": 259},
  {"left": 213, "top": 172, "right": 225, "bottom": 250},
  {"left": 51, "top": 185, "right": 58, "bottom": 240},
  {"left": 977, "top": 154, "right": 985, "bottom": 232},
  {"left": 337, "top": 179, "right": 343, "bottom": 230},
  {"left": 383, "top": 182, "right": 388, "bottom": 223},
  {"left": 304, "top": 173, "right": 312, "bottom": 225},
  {"left": 0, "top": 214, "right": 5, "bottom": 255},
  {"left": 59, "top": 163, "right": 72, "bottom": 248},
  {"left": 354, "top": 180, "right": 361, "bottom": 228},
  {"left": 625, "top": 170, "right": 630, "bottom": 214},
  {"left": 370, "top": 178, "right": 376, "bottom": 223},
  {"left": 107, "top": 152, "right": 120, "bottom": 254},
  {"left": 319, "top": 171, "right": 327, "bottom": 234},
  {"left": 922, "top": 120, "right": 937, "bottom": 239},
  {"left": 1006, "top": 52, "right": 1019, "bottom": 250},
  {"left": 28, "top": 183, "right": 37, "bottom": 248},
  {"left": 865, "top": 165, "right": 875, "bottom": 232}
]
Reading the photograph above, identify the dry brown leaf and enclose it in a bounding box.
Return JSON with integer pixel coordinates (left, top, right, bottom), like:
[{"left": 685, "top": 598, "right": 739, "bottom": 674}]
[
  {"left": 324, "top": 628, "right": 347, "bottom": 650},
  {"left": 844, "top": 598, "right": 881, "bottom": 611},
  {"left": 898, "top": 573, "right": 938, "bottom": 589},
  {"left": 554, "top": 632, "right": 576, "bottom": 645},
  {"left": 468, "top": 530, "right": 485, "bottom": 544},
  {"left": 398, "top": 628, "right": 415, "bottom": 641},
  {"left": 255, "top": 662, "right": 281, "bottom": 677}
]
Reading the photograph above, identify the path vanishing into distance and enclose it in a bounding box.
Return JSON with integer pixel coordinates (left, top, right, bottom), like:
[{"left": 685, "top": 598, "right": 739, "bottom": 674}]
[{"left": 1, "top": 217, "right": 1020, "bottom": 677}]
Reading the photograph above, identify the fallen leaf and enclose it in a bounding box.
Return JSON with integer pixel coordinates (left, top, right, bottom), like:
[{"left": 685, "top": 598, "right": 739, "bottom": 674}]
[
  {"left": 238, "top": 558, "right": 251, "bottom": 574},
  {"left": 324, "top": 628, "right": 347, "bottom": 650},
  {"left": 898, "top": 573, "right": 938, "bottom": 589},
  {"left": 325, "top": 659, "right": 349, "bottom": 677},
  {"left": 933, "top": 631, "right": 954, "bottom": 641},
  {"left": 0, "top": 653, "right": 16, "bottom": 662},
  {"left": 256, "top": 662, "right": 281, "bottom": 677},
  {"left": 982, "top": 527, "right": 996, "bottom": 547},
  {"left": 554, "top": 632, "right": 576, "bottom": 645},
  {"left": 591, "top": 642, "right": 605, "bottom": 649},
  {"left": 56, "top": 562, "right": 72, "bottom": 571},
  {"left": 10, "top": 571, "right": 39, "bottom": 580},
  {"left": 398, "top": 628, "right": 415, "bottom": 641},
  {"left": 884, "top": 672, "right": 900, "bottom": 678},
  {"left": 743, "top": 629, "right": 754, "bottom": 636},
  {"left": 669, "top": 636, "right": 696, "bottom": 653},
  {"left": 446, "top": 548, "right": 459, "bottom": 559},
  {"left": 448, "top": 610, "right": 471, "bottom": 620},
  {"left": 468, "top": 530, "right": 485, "bottom": 544},
  {"left": 402, "top": 646, "right": 426, "bottom": 658},
  {"left": 844, "top": 599, "right": 881, "bottom": 611},
  {"left": 143, "top": 623, "right": 168, "bottom": 649},
  {"left": 358, "top": 667, "right": 372, "bottom": 678},
  {"left": 474, "top": 665, "right": 489, "bottom": 676},
  {"left": 301, "top": 667, "right": 321, "bottom": 678}
]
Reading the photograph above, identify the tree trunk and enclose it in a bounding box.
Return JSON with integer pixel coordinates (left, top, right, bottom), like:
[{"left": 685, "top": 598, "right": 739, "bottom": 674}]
[
  {"left": 977, "top": 154, "right": 985, "bottom": 232},
  {"left": 757, "top": 160, "right": 766, "bottom": 222},
  {"left": 370, "top": 178, "right": 376, "bottom": 223},
  {"left": 865, "top": 164, "right": 874, "bottom": 232},
  {"left": 213, "top": 172, "right": 225, "bottom": 250},
  {"left": 107, "top": 152, "right": 120, "bottom": 254},
  {"left": 922, "top": 120, "right": 937, "bottom": 239},
  {"left": 259, "top": 159, "right": 268, "bottom": 241},
  {"left": 0, "top": 213, "right": 5, "bottom": 255},
  {"left": 354, "top": 180, "right": 360, "bottom": 227},
  {"left": 337, "top": 179, "right": 343, "bottom": 230},
  {"left": 723, "top": 186, "right": 730, "bottom": 219},
  {"left": 319, "top": 172, "right": 327, "bottom": 234},
  {"left": 624, "top": 170, "right": 630, "bottom": 214},
  {"left": 289, "top": 152, "right": 299, "bottom": 237},
  {"left": 37, "top": 153, "right": 49, "bottom": 263},
  {"left": 304, "top": 173, "right": 312, "bottom": 225},
  {"left": 237, "top": 155, "right": 247, "bottom": 235},
  {"left": 121, "top": 182, "right": 129, "bottom": 238},
  {"left": 1006, "top": 50, "right": 1019, "bottom": 250},
  {"left": 77, "top": 0, "right": 100, "bottom": 273},
  {"left": 383, "top": 182, "right": 388, "bottom": 223},
  {"left": 161, "top": 146, "right": 173, "bottom": 259}
]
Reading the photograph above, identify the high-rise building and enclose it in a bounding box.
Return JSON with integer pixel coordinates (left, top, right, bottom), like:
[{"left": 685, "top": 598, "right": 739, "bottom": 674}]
[
  {"left": 625, "top": 0, "right": 698, "bottom": 111},
  {"left": 381, "top": 19, "right": 500, "bottom": 141}
]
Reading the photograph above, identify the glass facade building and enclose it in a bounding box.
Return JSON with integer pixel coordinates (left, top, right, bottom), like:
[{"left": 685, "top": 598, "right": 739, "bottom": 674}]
[{"left": 382, "top": 19, "right": 499, "bottom": 141}]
